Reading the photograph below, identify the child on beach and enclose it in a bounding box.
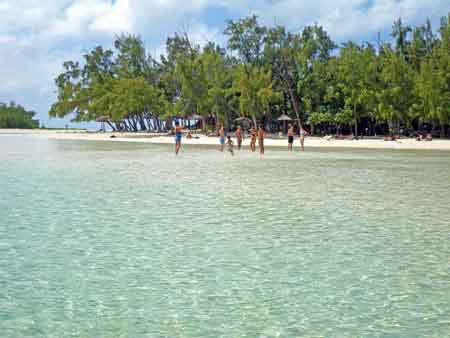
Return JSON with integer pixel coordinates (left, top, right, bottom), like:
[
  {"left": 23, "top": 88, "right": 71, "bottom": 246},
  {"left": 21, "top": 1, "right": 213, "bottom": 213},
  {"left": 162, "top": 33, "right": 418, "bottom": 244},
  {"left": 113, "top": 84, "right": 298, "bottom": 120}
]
[{"left": 226, "top": 136, "right": 234, "bottom": 156}]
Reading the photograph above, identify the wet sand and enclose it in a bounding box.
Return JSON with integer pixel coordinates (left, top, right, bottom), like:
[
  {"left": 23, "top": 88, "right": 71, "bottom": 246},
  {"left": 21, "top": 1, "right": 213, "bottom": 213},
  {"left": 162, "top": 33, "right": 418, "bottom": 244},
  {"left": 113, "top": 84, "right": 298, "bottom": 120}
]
[{"left": 2, "top": 129, "right": 450, "bottom": 151}]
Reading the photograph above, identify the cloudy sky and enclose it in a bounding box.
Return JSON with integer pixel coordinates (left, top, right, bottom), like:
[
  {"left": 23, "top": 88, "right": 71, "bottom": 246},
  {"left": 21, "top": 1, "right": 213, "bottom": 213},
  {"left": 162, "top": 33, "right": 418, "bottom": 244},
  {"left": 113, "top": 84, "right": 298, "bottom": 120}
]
[{"left": 0, "top": 0, "right": 449, "bottom": 127}]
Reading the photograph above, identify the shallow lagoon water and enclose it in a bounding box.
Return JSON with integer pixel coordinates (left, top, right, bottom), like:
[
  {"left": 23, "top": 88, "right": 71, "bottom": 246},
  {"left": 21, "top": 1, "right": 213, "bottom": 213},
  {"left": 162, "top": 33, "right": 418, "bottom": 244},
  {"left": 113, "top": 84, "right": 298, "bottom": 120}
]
[{"left": 1, "top": 135, "right": 449, "bottom": 338}]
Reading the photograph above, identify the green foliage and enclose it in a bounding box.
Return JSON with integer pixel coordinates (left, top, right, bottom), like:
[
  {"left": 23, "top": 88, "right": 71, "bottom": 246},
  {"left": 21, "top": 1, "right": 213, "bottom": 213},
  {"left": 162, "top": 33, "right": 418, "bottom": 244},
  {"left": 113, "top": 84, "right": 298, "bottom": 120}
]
[
  {"left": 202, "top": 46, "right": 234, "bottom": 123},
  {"left": 334, "top": 108, "right": 354, "bottom": 126},
  {"left": 92, "top": 77, "right": 164, "bottom": 122},
  {"left": 308, "top": 111, "right": 334, "bottom": 126},
  {"left": 50, "top": 36, "right": 168, "bottom": 131},
  {"left": 335, "top": 42, "right": 379, "bottom": 135},
  {"left": 0, "top": 102, "right": 39, "bottom": 129},
  {"left": 49, "top": 13, "right": 450, "bottom": 135},
  {"left": 376, "top": 48, "right": 415, "bottom": 130},
  {"left": 232, "top": 65, "right": 281, "bottom": 124},
  {"left": 412, "top": 14, "right": 450, "bottom": 130},
  {"left": 224, "top": 15, "right": 266, "bottom": 67},
  {"left": 114, "top": 34, "right": 151, "bottom": 79},
  {"left": 263, "top": 23, "right": 335, "bottom": 125}
]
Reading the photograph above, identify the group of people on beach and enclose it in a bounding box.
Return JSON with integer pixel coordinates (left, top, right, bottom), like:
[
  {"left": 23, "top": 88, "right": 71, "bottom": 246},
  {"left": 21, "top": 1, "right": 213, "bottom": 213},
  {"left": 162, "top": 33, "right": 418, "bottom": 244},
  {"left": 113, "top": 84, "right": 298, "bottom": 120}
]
[
  {"left": 416, "top": 132, "right": 433, "bottom": 142},
  {"left": 174, "top": 121, "right": 308, "bottom": 157},
  {"left": 218, "top": 124, "right": 267, "bottom": 157}
]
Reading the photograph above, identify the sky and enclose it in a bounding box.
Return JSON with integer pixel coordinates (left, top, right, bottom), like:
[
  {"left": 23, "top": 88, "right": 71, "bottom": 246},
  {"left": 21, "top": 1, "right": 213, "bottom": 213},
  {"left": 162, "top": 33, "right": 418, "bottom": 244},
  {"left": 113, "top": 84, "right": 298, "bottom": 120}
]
[{"left": 0, "top": 0, "right": 449, "bottom": 128}]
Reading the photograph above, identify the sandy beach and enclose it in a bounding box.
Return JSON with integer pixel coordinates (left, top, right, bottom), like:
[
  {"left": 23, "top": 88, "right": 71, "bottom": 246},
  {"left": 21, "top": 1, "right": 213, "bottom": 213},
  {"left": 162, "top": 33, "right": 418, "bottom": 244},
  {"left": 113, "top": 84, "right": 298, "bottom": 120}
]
[{"left": 2, "top": 128, "right": 450, "bottom": 151}]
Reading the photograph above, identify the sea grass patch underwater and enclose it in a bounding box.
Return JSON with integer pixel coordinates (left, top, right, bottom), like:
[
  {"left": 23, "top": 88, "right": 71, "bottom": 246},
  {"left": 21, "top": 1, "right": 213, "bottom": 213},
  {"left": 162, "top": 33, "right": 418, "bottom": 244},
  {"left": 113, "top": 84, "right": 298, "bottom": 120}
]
[{"left": 1, "top": 136, "right": 449, "bottom": 338}]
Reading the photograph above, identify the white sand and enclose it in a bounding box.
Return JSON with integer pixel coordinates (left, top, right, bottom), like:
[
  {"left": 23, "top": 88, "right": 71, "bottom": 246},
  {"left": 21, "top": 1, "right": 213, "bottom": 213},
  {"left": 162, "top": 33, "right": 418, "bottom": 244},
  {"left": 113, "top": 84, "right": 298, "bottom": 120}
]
[{"left": 2, "top": 129, "right": 450, "bottom": 151}]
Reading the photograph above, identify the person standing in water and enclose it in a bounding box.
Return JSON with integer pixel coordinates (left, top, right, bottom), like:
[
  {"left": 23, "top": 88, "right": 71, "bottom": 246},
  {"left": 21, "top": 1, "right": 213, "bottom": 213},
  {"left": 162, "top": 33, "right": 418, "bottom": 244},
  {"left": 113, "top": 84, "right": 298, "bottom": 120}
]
[
  {"left": 250, "top": 126, "right": 257, "bottom": 152},
  {"left": 299, "top": 125, "right": 308, "bottom": 151},
  {"left": 174, "top": 121, "right": 183, "bottom": 155},
  {"left": 226, "top": 135, "right": 234, "bottom": 156},
  {"left": 258, "top": 125, "right": 265, "bottom": 158},
  {"left": 287, "top": 124, "right": 294, "bottom": 151},
  {"left": 219, "top": 124, "right": 225, "bottom": 152},
  {"left": 236, "top": 126, "right": 243, "bottom": 150}
]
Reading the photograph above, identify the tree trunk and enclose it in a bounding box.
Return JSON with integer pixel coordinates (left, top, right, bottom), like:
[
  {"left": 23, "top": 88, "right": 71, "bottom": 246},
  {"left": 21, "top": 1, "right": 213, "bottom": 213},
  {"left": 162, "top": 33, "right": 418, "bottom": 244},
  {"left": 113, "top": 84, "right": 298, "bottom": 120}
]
[
  {"left": 388, "top": 120, "right": 394, "bottom": 136},
  {"left": 126, "top": 118, "right": 135, "bottom": 131},
  {"left": 138, "top": 114, "right": 147, "bottom": 131},
  {"left": 132, "top": 117, "right": 138, "bottom": 132},
  {"left": 130, "top": 120, "right": 137, "bottom": 132},
  {"left": 145, "top": 116, "right": 153, "bottom": 131},
  {"left": 288, "top": 85, "right": 302, "bottom": 127},
  {"left": 225, "top": 111, "right": 232, "bottom": 132},
  {"left": 115, "top": 122, "right": 123, "bottom": 131},
  {"left": 123, "top": 119, "right": 133, "bottom": 131},
  {"left": 106, "top": 121, "right": 116, "bottom": 131},
  {"left": 165, "top": 118, "right": 172, "bottom": 132},
  {"left": 201, "top": 117, "right": 206, "bottom": 133}
]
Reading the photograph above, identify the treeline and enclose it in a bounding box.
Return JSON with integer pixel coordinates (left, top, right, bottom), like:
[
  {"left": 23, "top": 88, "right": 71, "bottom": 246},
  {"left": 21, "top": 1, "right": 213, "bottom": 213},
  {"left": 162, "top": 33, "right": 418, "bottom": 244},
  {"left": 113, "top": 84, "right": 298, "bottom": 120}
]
[
  {"left": 50, "top": 14, "right": 450, "bottom": 136},
  {"left": 0, "top": 102, "right": 39, "bottom": 129}
]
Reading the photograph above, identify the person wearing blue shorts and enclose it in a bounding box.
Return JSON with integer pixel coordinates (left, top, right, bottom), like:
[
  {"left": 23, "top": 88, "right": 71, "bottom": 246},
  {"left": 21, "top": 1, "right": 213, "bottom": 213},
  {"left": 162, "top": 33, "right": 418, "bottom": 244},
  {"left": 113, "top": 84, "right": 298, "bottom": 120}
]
[
  {"left": 219, "top": 124, "right": 225, "bottom": 152},
  {"left": 174, "top": 121, "right": 183, "bottom": 155}
]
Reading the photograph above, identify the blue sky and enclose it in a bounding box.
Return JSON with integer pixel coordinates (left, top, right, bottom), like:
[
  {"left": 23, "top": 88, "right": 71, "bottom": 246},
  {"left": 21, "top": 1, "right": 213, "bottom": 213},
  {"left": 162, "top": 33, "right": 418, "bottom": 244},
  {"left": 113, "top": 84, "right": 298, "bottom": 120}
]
[{"left": 0, "top": 0, "right": 449, "bottom": 128}]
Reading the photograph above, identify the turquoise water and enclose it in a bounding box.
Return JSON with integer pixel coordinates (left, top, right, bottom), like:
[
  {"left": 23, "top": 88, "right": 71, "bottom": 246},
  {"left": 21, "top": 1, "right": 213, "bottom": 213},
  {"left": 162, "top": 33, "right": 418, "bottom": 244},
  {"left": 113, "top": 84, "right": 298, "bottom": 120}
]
[{"left": 1, "top": 135, "right": 449, "bottom": 338}]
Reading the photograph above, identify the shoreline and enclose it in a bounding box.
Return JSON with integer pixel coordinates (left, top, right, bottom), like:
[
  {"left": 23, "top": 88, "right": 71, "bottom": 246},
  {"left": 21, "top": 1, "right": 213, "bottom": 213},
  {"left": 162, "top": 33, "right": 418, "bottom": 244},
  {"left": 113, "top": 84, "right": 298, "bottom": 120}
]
[{"left": 2, "top": 129, "right": 450, "bottom": 151}]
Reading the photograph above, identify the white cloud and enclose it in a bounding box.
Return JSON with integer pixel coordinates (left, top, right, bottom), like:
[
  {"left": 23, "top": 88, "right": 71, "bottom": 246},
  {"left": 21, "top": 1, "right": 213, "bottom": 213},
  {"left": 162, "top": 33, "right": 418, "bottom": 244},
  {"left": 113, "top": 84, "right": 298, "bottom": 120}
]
[
  {"left": 47, "top": 0, "right": 117, "bottom": 36},
  {"left": 89, "top": 0, "right": 133, "bottom": 34},
  {"left": 0, "top": 0, "right": 449, "bottom": 126},
  {"left": 251, "top": 0, "right": 449, "bottom": 39}
]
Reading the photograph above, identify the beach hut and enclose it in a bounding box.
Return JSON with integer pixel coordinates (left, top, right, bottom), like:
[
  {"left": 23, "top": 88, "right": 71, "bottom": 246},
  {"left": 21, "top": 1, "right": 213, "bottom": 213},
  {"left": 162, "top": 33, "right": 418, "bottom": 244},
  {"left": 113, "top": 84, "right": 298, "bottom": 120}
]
[{"left": 277, "top": 113, "right": 292, "bottom": 134}]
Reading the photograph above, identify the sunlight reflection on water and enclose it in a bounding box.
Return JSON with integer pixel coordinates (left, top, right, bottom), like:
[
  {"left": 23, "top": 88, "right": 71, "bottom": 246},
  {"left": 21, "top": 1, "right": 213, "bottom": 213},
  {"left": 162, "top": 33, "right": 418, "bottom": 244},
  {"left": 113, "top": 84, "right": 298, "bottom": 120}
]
[{"left": 1, "top": 136, "right": 449, "bottom": 338}]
